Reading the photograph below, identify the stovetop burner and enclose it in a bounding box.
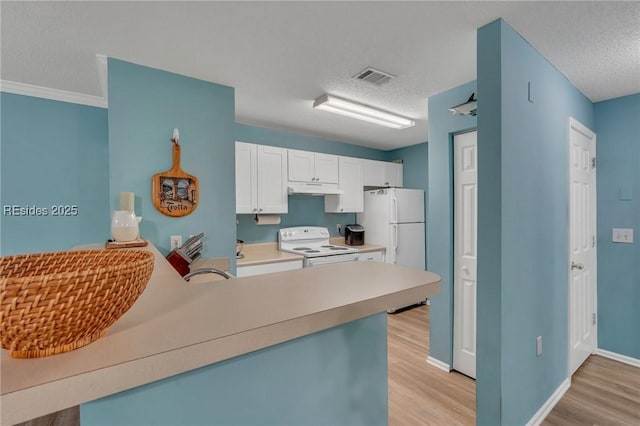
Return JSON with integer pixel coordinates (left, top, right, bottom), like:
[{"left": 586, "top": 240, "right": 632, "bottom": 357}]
[{"left": 278, "top": 226, "right": 359, "bottom": 258}]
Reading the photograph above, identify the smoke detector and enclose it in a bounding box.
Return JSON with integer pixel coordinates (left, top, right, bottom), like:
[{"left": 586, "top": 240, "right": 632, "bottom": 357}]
[{"left": 352, "top": 67, "right": 396, "bottom": 86}]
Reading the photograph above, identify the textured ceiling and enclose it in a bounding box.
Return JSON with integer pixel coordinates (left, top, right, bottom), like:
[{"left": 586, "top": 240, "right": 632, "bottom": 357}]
[{"left": 2, "top": 1, "right": 639, "bottom": 150}]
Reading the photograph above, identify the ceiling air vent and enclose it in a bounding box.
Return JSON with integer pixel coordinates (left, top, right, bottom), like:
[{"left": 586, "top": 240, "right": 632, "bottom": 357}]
[{"left": 353, "top": 67, "right": 395, "bottom": 86}]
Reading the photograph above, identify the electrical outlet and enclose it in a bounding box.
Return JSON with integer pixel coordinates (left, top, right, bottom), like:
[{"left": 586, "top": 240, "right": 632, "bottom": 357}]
[
  {"left": 536, "top": 336, "right": 543, "bottom": 357},
  {"left": 612, "top": 228, "right": 634, "bottom": 243},
  {"left": 336, "top": 224, "right": 341, "bottom": 235},
  {"left": 170, "top": 235, "right": 182, "bottom": 250}
]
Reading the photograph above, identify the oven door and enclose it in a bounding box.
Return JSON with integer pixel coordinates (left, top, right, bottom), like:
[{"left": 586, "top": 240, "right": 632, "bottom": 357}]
[{"left": 304, "top": 253, "right": 359, "bottom": 267}]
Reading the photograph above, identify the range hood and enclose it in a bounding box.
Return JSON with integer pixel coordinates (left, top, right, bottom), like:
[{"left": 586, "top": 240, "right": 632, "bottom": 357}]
[{"left": 288, "top": 182, "right": 344, "bottom": 196}]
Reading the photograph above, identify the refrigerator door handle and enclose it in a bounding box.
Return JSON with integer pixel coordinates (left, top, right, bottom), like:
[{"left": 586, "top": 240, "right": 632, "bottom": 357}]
[
  {"left": 392, "top": 224, "right": 399, "bottom": 264},
  {"left": 392, "top": 195, "right": 398, "bottom": 223}
]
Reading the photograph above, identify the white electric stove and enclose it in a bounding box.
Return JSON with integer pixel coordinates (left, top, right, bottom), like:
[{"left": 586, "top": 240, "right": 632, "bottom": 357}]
[{"left": 278, "top": 226, "right": 359, "bottom": 267}]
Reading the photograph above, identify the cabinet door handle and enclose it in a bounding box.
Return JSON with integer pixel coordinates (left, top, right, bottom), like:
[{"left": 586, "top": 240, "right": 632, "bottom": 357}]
[{"left": 259, "top": 208, "right": 263, "bottom": 212}]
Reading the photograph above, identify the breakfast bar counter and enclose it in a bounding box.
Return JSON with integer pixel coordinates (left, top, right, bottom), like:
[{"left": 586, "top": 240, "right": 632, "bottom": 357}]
[{"left": 1, "top": 244, "right": 440, "bottom": 425}]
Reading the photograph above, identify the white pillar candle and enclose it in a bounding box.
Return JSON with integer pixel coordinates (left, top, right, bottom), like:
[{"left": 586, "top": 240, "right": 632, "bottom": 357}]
[{"left": 120, "top": 192, "right": 135, "bottom": 212}]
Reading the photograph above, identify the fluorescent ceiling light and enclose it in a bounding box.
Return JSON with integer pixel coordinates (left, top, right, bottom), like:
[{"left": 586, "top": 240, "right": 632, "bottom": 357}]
[{"left": 313, "top": 94, "right": 415, "bottom": 129}]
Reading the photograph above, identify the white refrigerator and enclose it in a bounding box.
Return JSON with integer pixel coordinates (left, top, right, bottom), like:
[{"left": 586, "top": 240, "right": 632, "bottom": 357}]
[{"left": 357, "top": 188, "right": 426, "bottom": 309}]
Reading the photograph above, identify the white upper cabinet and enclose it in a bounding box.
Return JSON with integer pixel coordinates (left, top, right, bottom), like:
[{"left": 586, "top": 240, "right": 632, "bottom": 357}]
[
  {"left": 325, "top": 156, "right": 364, "bottom": 213},
  {"left": 235, "top": 142, "right": 288, "bottom": 214},
  {"left": 235, "top": 142, "right": 257, "bottom": 214},
  {"left": 386, "top": 161, "right": 403, "bottom": 187},
  {"left": 288, "top": 149, "right": 338, "bottom": 184},
  {"left": 363, "top": 159, "right": 403, "bottom": 188}
]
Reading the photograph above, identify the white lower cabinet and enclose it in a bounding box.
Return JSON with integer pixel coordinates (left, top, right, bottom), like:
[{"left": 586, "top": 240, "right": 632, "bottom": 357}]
[
  {"left": 358, "top": 250, "right": 385, "bottom": 262},
  {"left": 236, "top": 259, "right": 303, "bottom": 277}
]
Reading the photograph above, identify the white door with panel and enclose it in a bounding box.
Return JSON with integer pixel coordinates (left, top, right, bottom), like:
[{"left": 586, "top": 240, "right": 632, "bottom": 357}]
[
  {"left": 569, "top": 118, "right": 597, "bottom": 376},
  {"left": 453, "top": 131, "right": 478, "bottom": 379}
]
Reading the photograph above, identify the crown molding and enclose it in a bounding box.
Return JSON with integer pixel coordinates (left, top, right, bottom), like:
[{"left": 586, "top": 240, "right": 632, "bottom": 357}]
[{"left": 0, "top": 80, "right": 107, "bottom": 108}]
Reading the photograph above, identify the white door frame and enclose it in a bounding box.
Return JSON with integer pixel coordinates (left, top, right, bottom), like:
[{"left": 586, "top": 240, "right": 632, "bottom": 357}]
[
  {"left": 453, "top": 130, "right": 478, "bottom": 379},
  {"left": 567, "top": 117, "right": 598, "bottom": 377}
]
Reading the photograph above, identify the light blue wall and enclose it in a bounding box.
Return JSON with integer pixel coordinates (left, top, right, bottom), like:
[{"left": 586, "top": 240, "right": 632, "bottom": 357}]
[
  {"left": 386, "top": 142, "right": 428, "bottom": 192},
  {"left": 81, "top": 312, "right": 388, "bottom": 426},
  {"left": 594, "top": 93, "right": 640, "bottom": 359},
  {"left": 235, "top": 123, "right": 388, "bottom": 243},
  {"left": 108, "top": 59, "right": 236, "bottom": 268},
  {"left": 476, "top": 19, "right": 594, "bottom": 426},
  {"left": 426, "top": 82, "right": 477, "bottom": 366},
  {"left": 0, "top": 93, "right": 109, "bottom": 255}
]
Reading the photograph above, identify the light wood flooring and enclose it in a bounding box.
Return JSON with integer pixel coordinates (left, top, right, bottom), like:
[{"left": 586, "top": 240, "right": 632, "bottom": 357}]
[
  {"left": 388, "top": 304, "right": 475, "bottom": 425},
  {"left": 542, "top": 355, "right": 640, "bottom": 426},
  {"left": 387, "top": 304, "right": 640, "bottom": 426}
]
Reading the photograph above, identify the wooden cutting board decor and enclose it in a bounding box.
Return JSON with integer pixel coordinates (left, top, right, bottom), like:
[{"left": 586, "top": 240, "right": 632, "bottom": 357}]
[{"left": 152, "top": 129, "right": 198, "bottom": 217}]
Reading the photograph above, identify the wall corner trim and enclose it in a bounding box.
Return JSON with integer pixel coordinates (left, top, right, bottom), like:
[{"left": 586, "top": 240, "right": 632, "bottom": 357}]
[
  {"left": 426, "top": 356, "right": 451, "bottom": 372},
  {"left": 595, "top": 348, "right": 640, "bottom": 368},
  {"left": 525, "top": 377, "right": 571, "bottom": 426},
  {"left": 0, "top": 80, "right": 107, "bottom": 108}
]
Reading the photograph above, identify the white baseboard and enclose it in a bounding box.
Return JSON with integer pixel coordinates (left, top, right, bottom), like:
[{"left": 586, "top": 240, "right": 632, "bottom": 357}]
[
  {"left": 1, "top": 80, "right": 107, "bottom": 108},
  {"left": 525, "top": 377, "right": 571, "bottom": 426},
  {"left": 596, "top": 348, "right": 640, "bottom": 368},
  {"left": 426, "top": 356, "right": 450, "bottom": 372}
]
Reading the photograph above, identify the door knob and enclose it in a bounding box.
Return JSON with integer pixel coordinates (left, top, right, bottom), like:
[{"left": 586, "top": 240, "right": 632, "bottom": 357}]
[{"left": 571, "top": 261, "right": 584, "bottom": 270}]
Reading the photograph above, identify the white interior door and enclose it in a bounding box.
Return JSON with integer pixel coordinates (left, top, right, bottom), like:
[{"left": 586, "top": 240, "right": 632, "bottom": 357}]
[
  {"left": 569, "top": 118, "right": 597, "bottom": 376},
  {"left": 453, "top": 131, "right": 477, "bottom": 379}
]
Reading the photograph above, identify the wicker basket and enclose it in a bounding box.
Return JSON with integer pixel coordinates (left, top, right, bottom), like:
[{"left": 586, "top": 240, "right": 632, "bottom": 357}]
[{"left": 0, "top": 249, "right": 154, "bottom": 358}]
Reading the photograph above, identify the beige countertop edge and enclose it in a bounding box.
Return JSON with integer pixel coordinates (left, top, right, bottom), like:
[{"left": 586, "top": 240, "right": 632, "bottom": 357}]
[{"left": 1, "top": 282, "right": 436, "bottom": 425}]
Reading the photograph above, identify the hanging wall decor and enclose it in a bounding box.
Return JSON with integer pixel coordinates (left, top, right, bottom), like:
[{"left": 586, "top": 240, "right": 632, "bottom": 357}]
[{"left": 152, "top": 129, "right": 199, "bottom": 217}]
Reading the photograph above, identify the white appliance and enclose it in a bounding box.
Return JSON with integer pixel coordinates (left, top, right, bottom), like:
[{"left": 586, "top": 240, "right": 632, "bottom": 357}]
[
  {"left": 278, "top": 226, "right": 359, "bottom": 267},
  {"left": 357, "top": 188, "right": 426, "bottom": 310}
]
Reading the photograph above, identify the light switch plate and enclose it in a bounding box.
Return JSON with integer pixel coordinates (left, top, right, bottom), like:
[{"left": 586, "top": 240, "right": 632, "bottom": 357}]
[
  {"left": 536, "top": 336, "right": 543, "bottom": 356},
  {"left": 612, "top": 228, "right": 633, "bottom": 243}
]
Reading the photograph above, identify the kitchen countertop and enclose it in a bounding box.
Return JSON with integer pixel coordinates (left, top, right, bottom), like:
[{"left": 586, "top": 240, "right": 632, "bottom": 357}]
[
  {"left": 236, "top": 242, "right": 303, "bottom": 267},
  {"left": 1, "top": 244, "right": 439, "bottom": 425},
  {"left": 329, "top": 237, "right": 386, "bottom": 254},
  {"left": 237, "top": 239, "right": 386, "bottom": 267}
]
